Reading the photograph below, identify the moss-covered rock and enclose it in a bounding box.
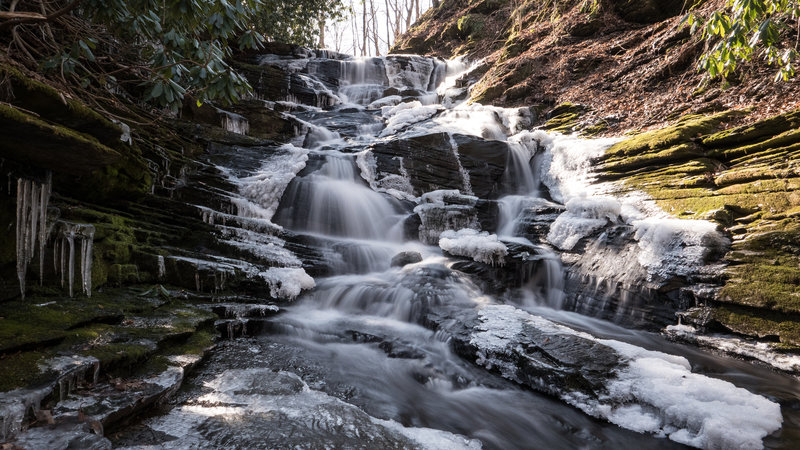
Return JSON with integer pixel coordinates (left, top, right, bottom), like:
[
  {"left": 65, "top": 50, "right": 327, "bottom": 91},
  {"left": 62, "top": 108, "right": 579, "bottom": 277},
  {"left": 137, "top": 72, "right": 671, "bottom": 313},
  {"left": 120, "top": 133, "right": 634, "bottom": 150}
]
[
  {"left": 599, "top": 107, "right": 800, "bottom": 345},
  {"left": 542, "top": 102, "right": 585, "bottom": 133},
  {"left": 457, "top": 14, "right": 486, "bottom": 40},
  {"left": 0, "top": 289, "right": 217, "bottom": 391}
]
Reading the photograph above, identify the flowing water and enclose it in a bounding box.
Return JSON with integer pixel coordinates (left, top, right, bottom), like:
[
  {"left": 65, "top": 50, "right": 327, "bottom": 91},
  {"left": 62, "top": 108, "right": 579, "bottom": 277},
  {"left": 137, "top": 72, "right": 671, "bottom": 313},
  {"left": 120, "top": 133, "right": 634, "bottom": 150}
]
[{"left": 116, "top": 52, "right": 800, "bottom": 449}]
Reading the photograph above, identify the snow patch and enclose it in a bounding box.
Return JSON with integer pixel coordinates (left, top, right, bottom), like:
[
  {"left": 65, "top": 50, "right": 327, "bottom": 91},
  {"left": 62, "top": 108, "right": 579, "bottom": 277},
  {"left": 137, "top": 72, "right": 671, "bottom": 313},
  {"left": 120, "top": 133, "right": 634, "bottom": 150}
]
[
  {"left": 259, "top": 267, "right": 315, "bottom": 300},
  {"left": 547, "top": 196, "right": 621, "bottom": 250},
  {"left": 439, "top": 229, "right": 507, "bottom": 266},
  {"left": 470, "top": 305, "right": 783, "bottom": 449}
]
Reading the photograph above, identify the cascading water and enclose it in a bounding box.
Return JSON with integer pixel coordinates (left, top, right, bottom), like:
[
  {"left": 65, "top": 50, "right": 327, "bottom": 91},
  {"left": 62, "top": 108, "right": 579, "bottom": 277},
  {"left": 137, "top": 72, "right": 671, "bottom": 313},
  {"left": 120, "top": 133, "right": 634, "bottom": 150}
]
[{"left": 125, "top": 50, "right": 799, "bottom": 450}]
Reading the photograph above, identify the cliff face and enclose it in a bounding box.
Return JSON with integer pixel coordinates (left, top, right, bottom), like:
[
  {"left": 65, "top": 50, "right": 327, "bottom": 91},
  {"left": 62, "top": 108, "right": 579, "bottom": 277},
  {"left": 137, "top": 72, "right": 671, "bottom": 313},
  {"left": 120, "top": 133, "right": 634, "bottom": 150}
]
[{"left": 394, "top": 0, "right": 800, "bottom": 345}]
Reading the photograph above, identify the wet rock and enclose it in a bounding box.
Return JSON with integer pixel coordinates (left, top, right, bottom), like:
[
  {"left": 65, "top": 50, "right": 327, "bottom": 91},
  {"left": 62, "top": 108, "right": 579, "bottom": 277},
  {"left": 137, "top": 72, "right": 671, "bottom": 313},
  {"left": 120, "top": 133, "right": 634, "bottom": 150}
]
[
  {"left": 11, "top": 422, "right": 112, "bottom": 449},
  {"left": 425, "top": 304, "right": 620, "bottom": 400},
  {"left": 452, "top": 134, "right": 509, "bottom": 199},
  {"left": 368, "top": 132, "right": 509, "bottom": 199},
  {"left": 390, "top": 251, "right": 423, "bottom": 267},
  {"left": 450, "top": 241, "right": 558, "bottom": 295},
  {"left": 371, "top": 132, "right": 463, "bottom": 195},
  {"left": 613, "top": 0, "right": 693, "bottom": 23}
]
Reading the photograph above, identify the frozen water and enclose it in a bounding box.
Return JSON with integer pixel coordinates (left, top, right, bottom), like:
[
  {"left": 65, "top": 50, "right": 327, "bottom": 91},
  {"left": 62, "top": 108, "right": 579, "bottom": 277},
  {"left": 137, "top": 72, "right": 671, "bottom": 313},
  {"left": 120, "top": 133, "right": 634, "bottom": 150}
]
[
  {"left": 260, "top": 267, "right": 315, "bottom": 300},
  {"left": 472, "top": 305, "right": 783, "bottom": 449},
  {"left": 439, "top": 229, "right": 507, "bottom": 266}
]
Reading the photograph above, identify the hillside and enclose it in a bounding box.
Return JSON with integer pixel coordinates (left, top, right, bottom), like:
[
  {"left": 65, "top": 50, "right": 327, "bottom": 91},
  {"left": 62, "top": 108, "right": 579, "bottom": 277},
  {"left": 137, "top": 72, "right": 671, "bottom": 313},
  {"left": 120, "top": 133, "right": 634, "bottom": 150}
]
[{"left": 394, "top": 0, "right": 800, "bottom": 346}]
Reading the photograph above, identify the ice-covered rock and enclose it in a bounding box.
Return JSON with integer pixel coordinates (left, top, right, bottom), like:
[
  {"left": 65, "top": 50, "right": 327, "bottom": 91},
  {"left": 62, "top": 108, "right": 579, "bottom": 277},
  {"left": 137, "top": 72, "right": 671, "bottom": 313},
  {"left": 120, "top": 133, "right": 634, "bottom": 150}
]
[
  {"left": 259, "top": 267, "right": 315, "bottom": 300},
  {"left": 443, "top": 304, "right": 784, "bottom": 450},
  {"left": 439, "top": 229, "right": 507, "bottom": 266}
]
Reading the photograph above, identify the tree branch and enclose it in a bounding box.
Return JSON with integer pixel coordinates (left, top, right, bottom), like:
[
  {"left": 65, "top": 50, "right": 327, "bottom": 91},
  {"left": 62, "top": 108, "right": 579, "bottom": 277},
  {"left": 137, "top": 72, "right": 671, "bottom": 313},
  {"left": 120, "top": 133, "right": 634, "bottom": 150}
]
[{"left": 0, "top": 0, "right": 82, "bottom": 31}]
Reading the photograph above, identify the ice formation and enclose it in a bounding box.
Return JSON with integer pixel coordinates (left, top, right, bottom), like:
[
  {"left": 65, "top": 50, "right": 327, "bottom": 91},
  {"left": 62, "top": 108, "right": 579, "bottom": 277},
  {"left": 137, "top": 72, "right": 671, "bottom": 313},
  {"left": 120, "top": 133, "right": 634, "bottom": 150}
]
[
  {"left": 380, "top": 101, "right": 440, "bottom": 137},
  {"left": 157, "top": 255, "right": 166, "bottom": 280},
  {"left": 547, "top": 196, "right": 621, "bottom": 250},
  {"left": 219, "top": 110, "right": 249, "bottom": 135},
  {"left": 260, "top": 267, "right": 315, "bottom": 300},
  {"left": 414, "top": 190, "right": 479, "bottom": 245},
  {"left": 367, "top": 95, "right": 402, "bottom": 110},
  {"left": 54, "top": 222, "right": 95, "bottom": 298},
  {"left": 15, "top": 176, "right": 51, "bottom": 299},
  {"left": 471, "top": 305, "right": 783, "bottom": 449},
  {"left": 356, "top": 150, "right": 416, "bottom": 201},
  {"left": 448, "top": 134, "right": 474, "bottom": 195},
  {"left": 439, "top": 229, "right": 507, "bottom": 266},
  {"left": 632, "top": 218, "right": 727, "bottom": 279},
  {"left": 236, "top": 144, "right": 309, "bottom": 221},
  {"left": 128, "top": 368, "right": 481, "bottom": 449},
  {"left": 534, "top": 132, "right": 728, "bottom": 280}
]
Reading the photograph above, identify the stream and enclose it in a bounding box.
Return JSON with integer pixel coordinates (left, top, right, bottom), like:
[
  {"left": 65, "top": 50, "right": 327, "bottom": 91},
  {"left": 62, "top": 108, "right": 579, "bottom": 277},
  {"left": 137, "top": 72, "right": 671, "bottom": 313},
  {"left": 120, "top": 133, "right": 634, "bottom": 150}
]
[{"left": 114, "top": 51, "right": 800, "bottom": 449}]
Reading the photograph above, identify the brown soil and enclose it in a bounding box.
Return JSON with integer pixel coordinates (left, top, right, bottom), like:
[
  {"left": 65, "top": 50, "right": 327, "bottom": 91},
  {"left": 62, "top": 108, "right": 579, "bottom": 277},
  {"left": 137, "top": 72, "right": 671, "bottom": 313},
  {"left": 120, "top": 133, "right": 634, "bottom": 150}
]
[{"left": 393, "top": 0, "right": 800, "bottom": 134}]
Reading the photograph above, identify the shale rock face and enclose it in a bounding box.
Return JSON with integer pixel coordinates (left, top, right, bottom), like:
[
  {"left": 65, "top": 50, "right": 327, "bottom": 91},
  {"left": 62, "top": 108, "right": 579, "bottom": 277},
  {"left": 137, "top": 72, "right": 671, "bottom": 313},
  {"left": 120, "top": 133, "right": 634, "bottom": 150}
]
[{"left": 370, "top": 133, "right": 509, "bottom": 198}]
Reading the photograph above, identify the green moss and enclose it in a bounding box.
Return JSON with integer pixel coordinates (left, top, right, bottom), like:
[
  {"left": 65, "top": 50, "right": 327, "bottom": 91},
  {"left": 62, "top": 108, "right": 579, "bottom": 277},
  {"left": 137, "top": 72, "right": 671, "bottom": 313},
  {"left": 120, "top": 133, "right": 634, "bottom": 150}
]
[
  {"left": 542, "top": 103, "right": 585, "bottom": 133},
  {"left": 713, "top": 304, "right": 800, "bottom": 346},
  {"left": 603, "top": 143, "right": 704, "bottom": 173},
  {"left": 0, "top": 351, "right": 48, "bottom": 391},
  {"left": 0, "top": 64, "right": 123, "bottom": 144},
  {"left": 605, "top": 111, "right": 740, "bottom": 158},
  {"left": 599, "top": 108, "right": 800, "bottom": 343},
  {"left": 501, "top": 32, "right": 528, "bottom": 60},
  {"left": 580, "top": 122, "right": 609, "bottom": 137},
  {"left": 702, "top": 109, "right": 800, "bottom": 148},
  {"left": 457, "top": 14, "right": 486, "bottom": 40}
]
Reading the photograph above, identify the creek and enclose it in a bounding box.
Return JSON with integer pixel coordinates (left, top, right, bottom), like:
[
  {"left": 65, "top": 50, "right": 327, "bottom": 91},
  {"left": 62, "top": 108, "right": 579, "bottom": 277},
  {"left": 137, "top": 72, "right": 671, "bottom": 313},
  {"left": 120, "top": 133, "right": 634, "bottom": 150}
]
[{"left": 114, "top": 50, "right": 800, "bottom": 450}]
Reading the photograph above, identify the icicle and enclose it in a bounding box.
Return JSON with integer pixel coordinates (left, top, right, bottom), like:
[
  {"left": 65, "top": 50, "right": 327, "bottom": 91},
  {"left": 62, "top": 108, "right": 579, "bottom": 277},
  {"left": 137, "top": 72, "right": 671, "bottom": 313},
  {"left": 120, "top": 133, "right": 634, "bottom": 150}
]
[
  {"left": 157, "top": 255, "right": 166, "bottom": 280},
  {"left": 448, "top": 134, "right": 474, "bottom": 196},
  {"left": 67, "top": 229, "right": 75, "bottom": 297},
  {"left": 27, "top": 183, "right": 40, "bottom": 260},
  {"left": 38, "top": 173, "right": 51, "bottom": 285},
  {"left": 80, "top": 231, "right": 94, "bottom": 297},
  {"left": 60, "top": 236, "right": 66, "bottom": 288},
  {"left": 16, "top": 179, "right": 27, "bottom": 299},
  {"left": 15, "top": 176, "right": 54, "bottom": 299},
  {"left": 53, "top": 238, "right": 59, "bottom": 280}
]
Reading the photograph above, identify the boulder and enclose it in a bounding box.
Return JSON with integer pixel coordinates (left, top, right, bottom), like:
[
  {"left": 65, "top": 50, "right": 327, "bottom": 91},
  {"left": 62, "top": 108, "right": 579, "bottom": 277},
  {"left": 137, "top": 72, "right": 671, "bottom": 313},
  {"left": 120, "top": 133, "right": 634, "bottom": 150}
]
[{"left": 391, "top": 251, "right": 423, "bottom": 267}]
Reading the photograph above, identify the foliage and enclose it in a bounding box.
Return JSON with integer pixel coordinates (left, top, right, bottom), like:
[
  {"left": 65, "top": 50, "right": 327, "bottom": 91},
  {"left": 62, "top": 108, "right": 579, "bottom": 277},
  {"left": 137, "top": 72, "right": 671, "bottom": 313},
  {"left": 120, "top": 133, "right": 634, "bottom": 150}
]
[
  {"left": 255, "top": 0, "right": 346, "bottom": 48},
  {"left": 78, "top": 0, "right": 266, "bottom": 110},
  {"left": 685, "top": 0, "right": 800, "bottom": 81},
  {"left": 1, "top": 0, "right": 343, "bottom": 112}
]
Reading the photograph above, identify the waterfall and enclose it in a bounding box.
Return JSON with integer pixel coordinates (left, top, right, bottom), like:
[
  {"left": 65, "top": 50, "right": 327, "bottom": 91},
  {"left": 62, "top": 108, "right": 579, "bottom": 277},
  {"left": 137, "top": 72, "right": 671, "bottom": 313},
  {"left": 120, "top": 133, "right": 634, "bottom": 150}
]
[{"left": 119, "top": 49, "right": 789, "bottom": 450}]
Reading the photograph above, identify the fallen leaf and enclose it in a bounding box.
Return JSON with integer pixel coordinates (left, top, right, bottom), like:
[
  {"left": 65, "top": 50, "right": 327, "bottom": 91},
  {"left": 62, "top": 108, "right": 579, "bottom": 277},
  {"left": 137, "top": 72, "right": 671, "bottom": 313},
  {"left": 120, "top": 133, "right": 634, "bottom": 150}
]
[{"left": 34, "top": 409, "right": 55, "bottom": 425}]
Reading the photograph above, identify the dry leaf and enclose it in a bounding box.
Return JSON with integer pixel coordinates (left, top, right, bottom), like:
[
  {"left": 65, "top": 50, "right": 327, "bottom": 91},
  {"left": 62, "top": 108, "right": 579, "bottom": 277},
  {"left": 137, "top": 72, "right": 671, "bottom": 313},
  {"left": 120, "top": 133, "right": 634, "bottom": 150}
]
[
  {"left": 89, "top": 420, "right": 104, "bottom": 436},
  {"left": 34, "top": 409, "right": 55, "bottom": 425}
]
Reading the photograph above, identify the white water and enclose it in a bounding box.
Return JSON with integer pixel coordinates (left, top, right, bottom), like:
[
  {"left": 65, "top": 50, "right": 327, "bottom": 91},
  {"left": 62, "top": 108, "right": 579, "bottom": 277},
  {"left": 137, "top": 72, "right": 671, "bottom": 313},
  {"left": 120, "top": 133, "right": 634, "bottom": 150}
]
[{"left": 125, "top": 50, "right": 794, "bottom": 450}]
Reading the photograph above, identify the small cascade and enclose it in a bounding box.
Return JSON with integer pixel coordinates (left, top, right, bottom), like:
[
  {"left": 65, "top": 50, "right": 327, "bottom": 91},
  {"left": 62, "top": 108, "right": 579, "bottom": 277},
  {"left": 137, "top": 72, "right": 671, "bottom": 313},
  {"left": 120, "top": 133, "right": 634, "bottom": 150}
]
[
  {"left": 448, "top": 134, "right": 473, "bottom": 196},
  {"left": 275, "top": 154, "right": 405, "bottom": 240},
  {"left": 54, "top": 222, "right": 95, "bottom": 298},
  {"left": 15, "top": 175, "right": 51, "bottom": 299}
]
